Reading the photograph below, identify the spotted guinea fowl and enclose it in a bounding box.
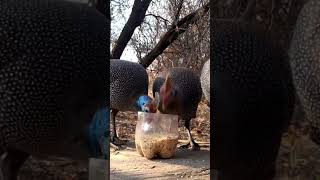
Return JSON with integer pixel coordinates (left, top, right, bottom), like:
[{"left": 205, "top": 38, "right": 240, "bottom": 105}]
[
  {"left": 110, "top": 59, "right": 157, "bottom": 147},
  {"left": 0, "top": 0, "right": 109, "bottom": 179},
  {"left": 289, "top": 0, "right": 320, "bottom": 146},
  {"left": 200, "top": 59, "right": 210, "bottom": 106},
  {"left": 152, "top": 67, "right": 202, "bottom": 151},
  {"left": 212, "top": 21, "right": 295, "bottom": 180}
]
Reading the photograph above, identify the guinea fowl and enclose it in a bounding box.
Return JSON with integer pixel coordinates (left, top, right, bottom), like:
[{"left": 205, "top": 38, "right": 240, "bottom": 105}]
[
  {"left": 152, "top": 67, "right": 202, "bottom": 151},
  {"left": 0, "top": 0, "right": 109, "bottom": 179},
  {"left": 212, "top": 0, "right": 320, "bottom": 179},
  {"left": 212, "top": 21, "right": 295, "bottom": 180},
  {"left": 289, "top": 0, "right": 320, "bottom": 145},
  {"left": 200, "top": 59, "right": 210, "bottom": 106},
  {"left": 110, "top": 59, "right": 157, "bottom": 148}
]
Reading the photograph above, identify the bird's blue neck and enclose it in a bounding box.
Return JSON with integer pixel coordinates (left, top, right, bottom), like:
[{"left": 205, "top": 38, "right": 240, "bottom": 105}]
[
  {"left": 136, "top": 95, "right": 152, "bottom": 112},
  {"left": 86, "top": 107, "right": 109, "bottom": 159}
]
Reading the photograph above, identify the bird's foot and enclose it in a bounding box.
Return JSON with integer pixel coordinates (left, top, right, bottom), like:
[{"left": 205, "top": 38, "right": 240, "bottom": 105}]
[
  {"left": 110, "top": 136, "right": 128, "bottom": 151},
  {"left": 112, "top": 136, "right": 128, "bottom": 145},
  {"left": 179, "top": 141, "right": 200, "bottom": 151},
  {"left": 110, "top": 142, "right": 121, "bottom": 151}
]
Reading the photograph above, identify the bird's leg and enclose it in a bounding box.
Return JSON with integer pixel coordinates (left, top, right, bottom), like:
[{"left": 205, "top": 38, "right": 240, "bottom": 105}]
[
  {"left": 0, "top": 149, "right": 29, "bottom": 180},
  {"left": 110, "top": 109, "right": 127, "bottom": 149},
  {"left": 110, "top": 109, "right": 118, "bottom": 140},
  {"left": 179, "top": 119, "right": 200, "bottom": 151}
]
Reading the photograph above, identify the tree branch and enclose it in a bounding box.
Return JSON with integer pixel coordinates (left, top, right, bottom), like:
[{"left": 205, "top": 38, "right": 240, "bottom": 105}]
[
  {"left": 173, "top": 0, "right": 184, "bottom": 23},
  {"left": 139, "top": 2, "right": 210, "bottom": 68},
  {"left": 145, "top": 14, "right": 170, "bottom": 24},
  {"left": 111, "top": 0, "right": 152, "bottom": 59}
]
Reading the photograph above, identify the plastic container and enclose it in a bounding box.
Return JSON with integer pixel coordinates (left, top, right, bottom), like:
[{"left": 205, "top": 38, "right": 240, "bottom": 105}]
[{"left": 135, "top": 112, "right": 179, "bottom": 159}]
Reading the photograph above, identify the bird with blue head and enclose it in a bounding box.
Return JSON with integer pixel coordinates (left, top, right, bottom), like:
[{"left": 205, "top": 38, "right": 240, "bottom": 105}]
[
  {"left": 137, "top": 95, "right": 157, "bottom": 113},
  {"left": 110, "top": 59, "right": 157, "bottom": 149}
]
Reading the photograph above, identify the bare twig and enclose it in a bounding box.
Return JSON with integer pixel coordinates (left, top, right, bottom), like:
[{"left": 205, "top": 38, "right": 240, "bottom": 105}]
[
  {"left": 145, "top": 14, "right": 170, "bottom": 25},
  {"left": 139, "top": 2, "right": 210, "bottom": 68},
  {"left": 173, "top": 0, "right": 184, "bottom": 23}
]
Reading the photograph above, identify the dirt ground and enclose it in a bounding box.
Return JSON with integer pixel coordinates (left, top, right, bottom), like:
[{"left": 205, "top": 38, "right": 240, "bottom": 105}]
[{"left": 110, "top": 141, "right": 210, "bottom": 179}]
